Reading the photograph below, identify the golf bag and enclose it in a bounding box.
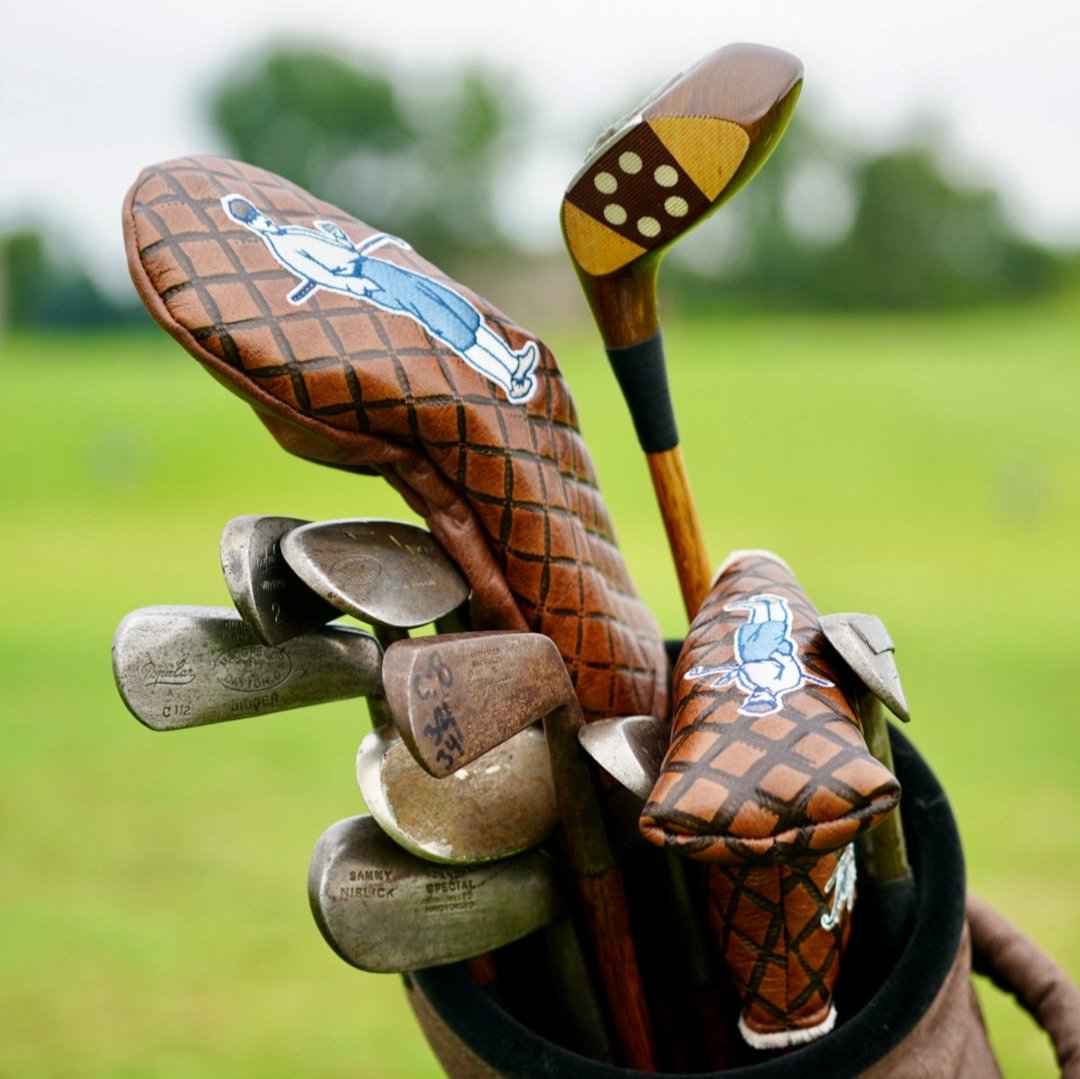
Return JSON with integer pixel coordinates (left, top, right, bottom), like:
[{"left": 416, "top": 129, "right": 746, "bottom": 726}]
[
  {"left": 124, "top": 156, "right": 1080, "bottom": 1076},
  {"left": 406, "top": 728, "right": 1080, "bottom": 1077}
]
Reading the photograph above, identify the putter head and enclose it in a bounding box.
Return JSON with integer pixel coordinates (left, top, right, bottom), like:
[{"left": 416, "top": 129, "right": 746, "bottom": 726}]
[
  {"left": 112, "top": 605, "right": 382, "bottom": 730},
  {"left": 577, "top": 715, "right": 668, "bottom": 801},
  {"left": 220, "top": 515, "right": 340, "bottom": 645},
  {"left": 281, "top": 519, "right": 470, "bottom": 630},
  {"left": 356, "top": 724, "right": 558, "bottom": 864},
  {"left": 819, "top": 612, "right": 911, "bottom": 723},
  {"left": 561, "top": 43, "right": 802, "bottom": 342},
  {"left": 383, "top": 631, "right": 572, "bottom": 777},
  {"left": 308, "top": 815, "right": 561, "bottom": 973}
]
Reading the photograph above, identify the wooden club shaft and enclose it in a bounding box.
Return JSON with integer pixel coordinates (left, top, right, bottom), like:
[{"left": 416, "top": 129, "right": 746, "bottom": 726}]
[
  {"left": 646, "top": 447, "right": 713, "bottom": 619},
  {"left": 545, "top": 702, "right": 658, "bottom": 1071}
]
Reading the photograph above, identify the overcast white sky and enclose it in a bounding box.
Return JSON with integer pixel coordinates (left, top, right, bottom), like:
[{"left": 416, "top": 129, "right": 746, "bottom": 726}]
[{"left": 3, "top": 0, "right": 1078, "bottom": 293}]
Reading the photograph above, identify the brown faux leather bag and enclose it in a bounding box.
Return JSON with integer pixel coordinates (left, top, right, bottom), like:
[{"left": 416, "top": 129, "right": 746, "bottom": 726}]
[{"left": 123, "top": 155, "right": 667, "bottom": 722}]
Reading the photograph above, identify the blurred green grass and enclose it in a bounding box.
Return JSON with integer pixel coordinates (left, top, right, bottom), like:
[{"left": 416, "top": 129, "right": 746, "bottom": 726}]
[{"left": 1, "top": 296, "right": 1077, "bottom": 1077}]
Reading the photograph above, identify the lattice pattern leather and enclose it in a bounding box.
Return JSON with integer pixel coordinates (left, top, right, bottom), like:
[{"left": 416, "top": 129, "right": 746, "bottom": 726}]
[
  {"left": 123, "top": 157, "right": 667, "bottom": 721},
  {"left": 639, "top": 550, "right": 899, "bottom": 863},
  {"left": 705, "top": 853, "right": 853, "bottom": 1043}
]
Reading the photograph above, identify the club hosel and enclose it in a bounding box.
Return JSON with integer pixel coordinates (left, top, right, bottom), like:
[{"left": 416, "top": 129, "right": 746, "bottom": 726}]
[
  {"left": 854, "top": 698, "right": 917, "bottom": 963},
  {"left": 577, "top": 264, "right": 661, "bottom": 352},
  {"left": 856, "top": 690, "right": 913, "bottom": 885}
]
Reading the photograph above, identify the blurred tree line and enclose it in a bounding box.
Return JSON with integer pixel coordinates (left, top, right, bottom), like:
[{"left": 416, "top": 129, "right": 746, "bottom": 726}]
[
  {"left": 0, "top": 229, "right": 148, "bottom": 331},
  {"left": 666, "top": 116, "right": 1068, "bottom": 311},
  {"left": 2, "top": 44, "right": 1075, "bottom": 331}
]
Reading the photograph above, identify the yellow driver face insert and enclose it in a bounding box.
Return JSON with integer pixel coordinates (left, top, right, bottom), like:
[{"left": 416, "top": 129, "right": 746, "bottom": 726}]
[{"left": 562, "top": 117, "right": 749, "bottom": 277}]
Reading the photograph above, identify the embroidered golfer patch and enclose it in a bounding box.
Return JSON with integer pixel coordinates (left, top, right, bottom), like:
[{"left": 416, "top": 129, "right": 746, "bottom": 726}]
[
  {"left": 821, "top": 843, "right": 857, "bottom": 931},
  {"left": 683, "top": 593, "right": 833, "bottom": 716},
  {"left": 220, "top": 195, "right": 538, "bottom": 403}
]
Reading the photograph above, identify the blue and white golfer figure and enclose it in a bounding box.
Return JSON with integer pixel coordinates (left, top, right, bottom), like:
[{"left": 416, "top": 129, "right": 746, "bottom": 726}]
[
  {"left": 685, "top": 593, "right": 832, "bottom": 716},
  {"left": 221, "top": 195, "right": 539, "bottom": 402}
]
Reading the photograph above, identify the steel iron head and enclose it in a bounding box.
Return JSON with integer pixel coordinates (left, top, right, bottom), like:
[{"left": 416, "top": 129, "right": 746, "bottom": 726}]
[
  {"left": 220, "top": 514, "right": 340, "bottom": 645},
  {"left": 577, "top": 715, "right": 668, "bottom": 801},
  {"left": 819, "top": 612, "right": 910, "bottom": 723},
  {"left": 112, "top": 605, "right": 381, "bottom": 730},
  {"left": 281, "top": 519, "right": 469, "bottom": 631},
  {"left": 356, "top": 725, "right": 558, "bottom": 864},
  {"left": 382, "top": 631, "right": 571, "bottom": 778},
  {"left": 308, "top": 815, "right": 561, "bottom": 973}
]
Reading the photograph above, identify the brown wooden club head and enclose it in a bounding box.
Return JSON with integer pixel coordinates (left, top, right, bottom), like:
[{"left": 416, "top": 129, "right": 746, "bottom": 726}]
[{"left": 561, "top": 42, "right": 803, "bottom": 347}]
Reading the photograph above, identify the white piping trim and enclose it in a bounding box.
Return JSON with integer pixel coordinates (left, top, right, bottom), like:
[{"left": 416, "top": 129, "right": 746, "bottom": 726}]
[
  {"left": 739, "top": 1005, "right": 837, "bottom": 1050},
  {"left": 712, "top": 548, "right": 793, "bottom": 588}
]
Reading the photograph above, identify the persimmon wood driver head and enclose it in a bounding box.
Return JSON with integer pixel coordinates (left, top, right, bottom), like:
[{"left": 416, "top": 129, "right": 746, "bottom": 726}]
[{"left": 561, "top": 42, "right": 803, "bottom": 348}]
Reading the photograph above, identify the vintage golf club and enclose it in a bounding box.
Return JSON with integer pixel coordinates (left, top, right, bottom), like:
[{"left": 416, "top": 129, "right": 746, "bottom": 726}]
[
  {"left": 309, "top": 813, "right": 613, "bottom": 1063},
  {"left": 578, "top": 714, "right": 668, "bottom": 802},
  {"left": 112, "top": 605, "right": 382, "bottom": 730},
  {"left": 578, "top": 713, "right": 743, "bottom": 1069},
  {"left": 115, "top": 600, "right": 557, "bottom": 866},
  {"left": 308, "top": 814, "right": 562, "bottom": 973},
  {"left": 820, "top": 611, "right": 915, "bottom": 964},
  {"left": 226, "top": 514, "right": 469, "bottom": 726},
  {"left": 561, "top": 43, "right": 803, "bottom": 618},
  {"left": 383, "top": 630, "right": 658, "bottom": 1071},
  {"left": 356, "top": 723, "right": 558, "bottom": 864},
  {"left": 218, "top": 514, "right": 558, "bottom": 865},
  {"left": 279, "top": 516, "right": 561, "bottom": 862},
  {"left": 281, "top": 518, "right": 471, "bottom": 645},
  {"left": 220, "top": 514, "right": 341, "bottom": 646}
]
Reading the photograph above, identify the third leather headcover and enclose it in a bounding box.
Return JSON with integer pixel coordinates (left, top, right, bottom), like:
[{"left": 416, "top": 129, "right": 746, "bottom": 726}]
[{"left": 640, "top": 550, "right": 900, "bottom": 864}]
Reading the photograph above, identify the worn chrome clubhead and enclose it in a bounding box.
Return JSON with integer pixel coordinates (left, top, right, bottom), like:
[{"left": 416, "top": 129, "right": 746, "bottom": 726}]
[
  {"left": 383, "top": 631, "right": 571, "bottom": 778},
  {"left": 112, "top": 606, "right": 381, "bottom": 730},
  {"left": 308, "top": 815, "right": 561, "bottom": 973},
  {"left": 578, "top": 715, "right": 668, "bottom": 801},
  {"left": 356, "top": 725, "right": 558, "bottom": 864},
  {"left": 819, "top": 612, "right": 910, "bottom": 723},
  {"left": 281, "top": 519, "right": 469, "bottom": 630},
  {"left": 220, "top": 514, "right": 340, "bottom": 645},
  {"left": 562, "top": 43, "right": 803, "bottom": 284}
]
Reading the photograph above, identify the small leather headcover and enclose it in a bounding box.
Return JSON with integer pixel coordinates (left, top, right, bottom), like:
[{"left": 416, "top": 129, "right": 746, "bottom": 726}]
[
  {"left": 640, "top": 549, "right": 899, "bottom": 863},
  {"left": 123, "top": 156, "right": 667, "bottom": 721}
]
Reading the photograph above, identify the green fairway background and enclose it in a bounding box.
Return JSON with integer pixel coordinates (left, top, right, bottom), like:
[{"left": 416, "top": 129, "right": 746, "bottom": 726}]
[{"left": 2, "top": 296, "right": 1077, "bottom": 1076}]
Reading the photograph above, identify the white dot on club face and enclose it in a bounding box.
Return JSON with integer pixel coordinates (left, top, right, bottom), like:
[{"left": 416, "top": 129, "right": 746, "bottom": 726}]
[
  {"left": 664, "top": 196, "right": 689, "bottom": 217},
  {"left": 654, "top": 164, "right": 679, "bottom": 188},
  {"left": 619, "top": 151, "right": 643, "bottom": 174},
  {"left": 637, "top": 216, "right": 661, "bottom": 237},
  {"left": 594, "top": 171, "right": 617, "bottom": 194},
  {"left": 604, "top": 203, "right": 628, "bottom": 225}
]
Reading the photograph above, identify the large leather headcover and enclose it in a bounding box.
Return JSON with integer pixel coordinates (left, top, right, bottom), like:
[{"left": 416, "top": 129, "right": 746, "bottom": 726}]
[{"left": 123, "top": 156, "right": 667, "bottom": 721}]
